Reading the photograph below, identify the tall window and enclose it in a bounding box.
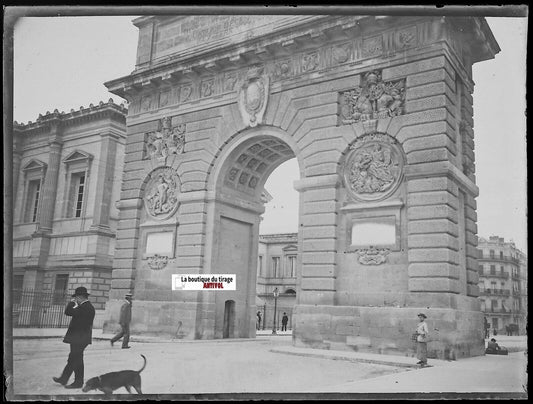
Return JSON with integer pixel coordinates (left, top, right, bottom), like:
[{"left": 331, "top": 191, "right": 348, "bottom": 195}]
[
  {"left": 63, "top": 150, "right": 93, "bottom": 219},
  {"left": 68, "top": 172, "right": 86, "bottom": 218},
  {"left": 13, "top": 275, "right": 24, "bottom": 305},
  {"left": 272, "top": 257, "right": 280, "bottom": 278},
  {"left": 489, "top": 250, "right": 495, "bottom": 259},
  {"left": 24, "top": 179, "right": 41, "bottom": 222},
  {"left": 258, "top": 256, "right": 263, "bottom": 277},
  {"left": 490, "top": 265, "right": 496, "bottom": 274},
  {"left": 287, "top": 256, "right": 296, "bottom": 278},
  {"left": 52, "top": 274, "right": 69, "bottom": 304},
  {"left": 499, "top": 251, "right": 504, "bottom": 260}
]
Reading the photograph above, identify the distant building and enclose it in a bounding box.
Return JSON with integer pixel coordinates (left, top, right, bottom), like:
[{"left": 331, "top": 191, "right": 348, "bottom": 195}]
[
  {"left": 257, "top": 233, "right": 298, "bottom": 330},
  {"left": 12, "top": 100, "right": 127, "bottom": 320},
  {"left": 477, "top": 236, "right": 527, "bottom": 335}
]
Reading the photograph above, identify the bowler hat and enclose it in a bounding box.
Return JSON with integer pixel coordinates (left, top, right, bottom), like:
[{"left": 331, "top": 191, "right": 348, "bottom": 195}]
[
  {"left": 72, "top": 286, "right": 90, "bottom": 297},
  {"left": 125, "top": 293, "right": 133, "bottom": 298},
  {"left": 417, "top": 313, "right": 427, "bottom": 319}
]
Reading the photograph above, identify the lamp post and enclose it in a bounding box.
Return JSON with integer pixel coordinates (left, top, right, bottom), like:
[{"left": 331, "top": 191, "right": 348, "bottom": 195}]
[{"left": 272, "top": 287, "right": 279, "bottom": 335}]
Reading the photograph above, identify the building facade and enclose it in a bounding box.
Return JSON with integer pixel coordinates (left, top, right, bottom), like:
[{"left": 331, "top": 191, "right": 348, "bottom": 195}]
[
  {"left": 102, "top": 15, "right": 499, "bottom": 359},
  {"left": 257, "top": 233, "right": 298, "bottom": 330},
  {"left": 12, "top": 100, "right": 127, "bottom": 322},
  {"left": 477, "top": 236, "right": 527, "bottom": 335}
]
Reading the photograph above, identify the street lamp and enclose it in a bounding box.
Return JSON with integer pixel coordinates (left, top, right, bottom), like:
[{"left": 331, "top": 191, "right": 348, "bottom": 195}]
[{"left": 272, "top": 287, "right": 279, "bottom": 335}]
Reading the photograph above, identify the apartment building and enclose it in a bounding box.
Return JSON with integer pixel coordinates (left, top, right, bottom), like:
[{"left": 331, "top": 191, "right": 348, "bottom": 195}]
[{"left": 477, "top": 236, "right": 527, "bottom": 335}]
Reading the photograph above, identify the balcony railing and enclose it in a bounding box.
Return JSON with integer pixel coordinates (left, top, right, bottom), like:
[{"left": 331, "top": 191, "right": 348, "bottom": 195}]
[
  {"left": 484, "top": 308, "right": 513, "bottom": 315},
  {"left": 478, "top": 269, "right": 509, "bottom": 279},
  {"left": 481, "top": 288, "right": 511, "bottom": 296},
  {"left": 479, "top": 254, "right": 520, "bottom": 264}
]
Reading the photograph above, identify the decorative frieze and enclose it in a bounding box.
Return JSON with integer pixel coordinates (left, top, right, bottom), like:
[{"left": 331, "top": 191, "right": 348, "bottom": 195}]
[
  {"left": 355, "top": 246, "right": 391, "bottom": 265},
  {"left": 344, "top": 133, "right": 404, "bottom": 202},
  {"left": 144, "top": 167, "right": 180, "bottom": 220},
  {"left": 338, "top": 70, "right": 406, "bottom": 125},
  {"left": 125, "top": 22, "right": 426, "bottom": 115},
  {"left": 144, "top": 117, "right": 186, "bottom": 159}
]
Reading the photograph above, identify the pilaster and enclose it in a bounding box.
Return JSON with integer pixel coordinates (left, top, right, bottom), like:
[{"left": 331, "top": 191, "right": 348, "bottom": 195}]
[
  {"left": 91, "top": 132, "right": 121, "bottom": 231},
  {"left": 294, "top": 174, "right": 340, "bottom": 306}
]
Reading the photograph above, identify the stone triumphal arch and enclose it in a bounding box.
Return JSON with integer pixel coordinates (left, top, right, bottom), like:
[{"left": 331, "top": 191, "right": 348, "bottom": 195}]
[{"left": 103, "top": 15, "right": 499, "bottom": 358}]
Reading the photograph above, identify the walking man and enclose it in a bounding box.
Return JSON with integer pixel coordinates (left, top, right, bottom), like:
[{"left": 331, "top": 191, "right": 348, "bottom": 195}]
[
  {"left": 110, "top": 293, "right": 133, "bottom": 349},
  {"left": 53, "top": 286, "right": 95, "bottom": 389},
  {"left": 256, "top": 311, "right": 262, "bottom": 331},
  {"left": 415, "top": 313, "right": 429, "bottom": 367},
  {"left": 281, "top": 312, "right": 289, "bottom": 332}
]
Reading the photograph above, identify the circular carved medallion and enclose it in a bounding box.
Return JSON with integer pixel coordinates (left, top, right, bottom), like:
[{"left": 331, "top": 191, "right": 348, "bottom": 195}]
[
  {"left": 344, "top": 134, "right": 404, "bottom": 201},
  {"left": 144, "top": 167, "right": 180, "bottom": 219}
]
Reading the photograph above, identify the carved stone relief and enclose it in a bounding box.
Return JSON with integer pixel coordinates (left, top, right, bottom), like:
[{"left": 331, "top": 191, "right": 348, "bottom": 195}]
[
  {"left": 302, "top": 51, "right": 319, "bottom": 72},
  {"left": 147, "top": 254, "right": 169, "bottom": 270},
  {"left": 459, "top": 120, "right": 474, "bottom": 176},
  {"left": 356, "top": 247, "right": 391, "bottom": 265},
  {"left": 361, "top": 36, "right": 383, "bottom": 58},
  {"left": 238, "top": 65, "right": 269, "bottom": 127},
  {"left": 339, "top": 70, "right": 405, "bottom": 124},
  {"left": 144, "top": 167, "right": 180, "bottom": 219},
  {"left": 201, "top": 78, "right": 215, "bottom": 97},
  {"left": 144, "top": 117, "right": 186, "bottom": 159},
  {"left": 344, "top": 133, "right": 404, "bottom": 202},
  {"left": 396, "top": 26, "right": 417, "bottom": 49},
  {"left": 273, "top": 59, "right": 291, "bottom": 79},
  {"left": 332, "top": 43, "right": 351, "bottom": 64}
]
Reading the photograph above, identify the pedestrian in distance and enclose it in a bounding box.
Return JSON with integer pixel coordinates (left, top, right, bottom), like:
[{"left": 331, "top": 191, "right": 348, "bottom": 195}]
[
  {"left": 281, "top": 312, "right": 289, "bottom": 332},
  {"left": 53, "top": 286, "right": 95, "bottom": 389},
  {"left": 484, "top": 317, "right": 490, "bottom": 339},
  {"left": 111, "top": 293, "right": 133, "bottom": 349},
  {"left": 415, "top": 313, "right": 429, "bottom": 367},
  {"left": 256, "top": 311, "right": 262, "bottom": 331}
]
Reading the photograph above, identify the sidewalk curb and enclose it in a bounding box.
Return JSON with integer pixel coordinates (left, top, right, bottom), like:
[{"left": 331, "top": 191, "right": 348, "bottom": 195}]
[{"left": 270, "top": 348, "right": 420, "bottom": 368}]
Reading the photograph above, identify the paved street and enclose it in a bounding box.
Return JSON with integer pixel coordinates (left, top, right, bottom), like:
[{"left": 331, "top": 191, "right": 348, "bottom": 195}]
[
  {"left": 9, "top": 333, "right": 527, "bottom": 398},
  {"left": 11, "top": 336, "right": 404, "bottom": 396}
]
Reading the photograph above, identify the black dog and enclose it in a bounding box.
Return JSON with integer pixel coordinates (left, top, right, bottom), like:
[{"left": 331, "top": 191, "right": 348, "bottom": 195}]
[{"left": 82, "top": 354, "right": 146, "bottom": 395}]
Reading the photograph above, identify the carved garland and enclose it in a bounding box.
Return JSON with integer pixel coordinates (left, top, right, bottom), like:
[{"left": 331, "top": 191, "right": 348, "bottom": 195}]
[
  {"left": 147, "top": 254, "right": 169, "bottom": 270},
  {"left": 356, "top": 247, "right": 391, "bottom": 265}
]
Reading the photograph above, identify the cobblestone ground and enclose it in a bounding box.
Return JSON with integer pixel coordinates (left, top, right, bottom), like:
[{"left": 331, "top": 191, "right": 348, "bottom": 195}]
[{"left": 11, "top": 336, "right": 406, "bottom": 396}]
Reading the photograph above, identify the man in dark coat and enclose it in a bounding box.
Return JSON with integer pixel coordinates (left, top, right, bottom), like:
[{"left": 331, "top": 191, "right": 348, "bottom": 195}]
[
  {"left": 110, "top": 293, "right": 132, "bottom": 349},
  {"left": 281, "top": 312, "right": 289, "bottom": 332},
  {"left": 53, "top": 286, "right": 95, "bottom": 389}
]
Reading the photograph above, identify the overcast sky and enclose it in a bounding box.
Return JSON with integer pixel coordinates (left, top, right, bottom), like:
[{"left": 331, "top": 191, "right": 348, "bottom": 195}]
[{"left": 12, "top": 14, "right": 528, "bottom": 252}]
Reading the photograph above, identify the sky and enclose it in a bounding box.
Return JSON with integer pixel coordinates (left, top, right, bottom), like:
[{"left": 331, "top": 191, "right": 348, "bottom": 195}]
[{"left": 11, "top": 13, "right": 528, "bottom": 252}]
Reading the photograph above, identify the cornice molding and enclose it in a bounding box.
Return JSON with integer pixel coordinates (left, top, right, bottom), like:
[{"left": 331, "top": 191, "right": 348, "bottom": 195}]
[{"left": 13, "top": 99, "right": 128, "bottom": 132}]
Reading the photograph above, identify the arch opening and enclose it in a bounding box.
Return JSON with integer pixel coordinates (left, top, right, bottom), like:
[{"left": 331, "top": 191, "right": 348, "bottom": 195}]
[{"left": 209, "top": 131, "right": 301, "bottom": 338}]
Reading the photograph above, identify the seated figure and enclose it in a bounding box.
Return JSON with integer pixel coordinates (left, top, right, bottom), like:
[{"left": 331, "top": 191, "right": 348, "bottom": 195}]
[{"left": 485, "top": 338, "right": 508, "bottom": 355}]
